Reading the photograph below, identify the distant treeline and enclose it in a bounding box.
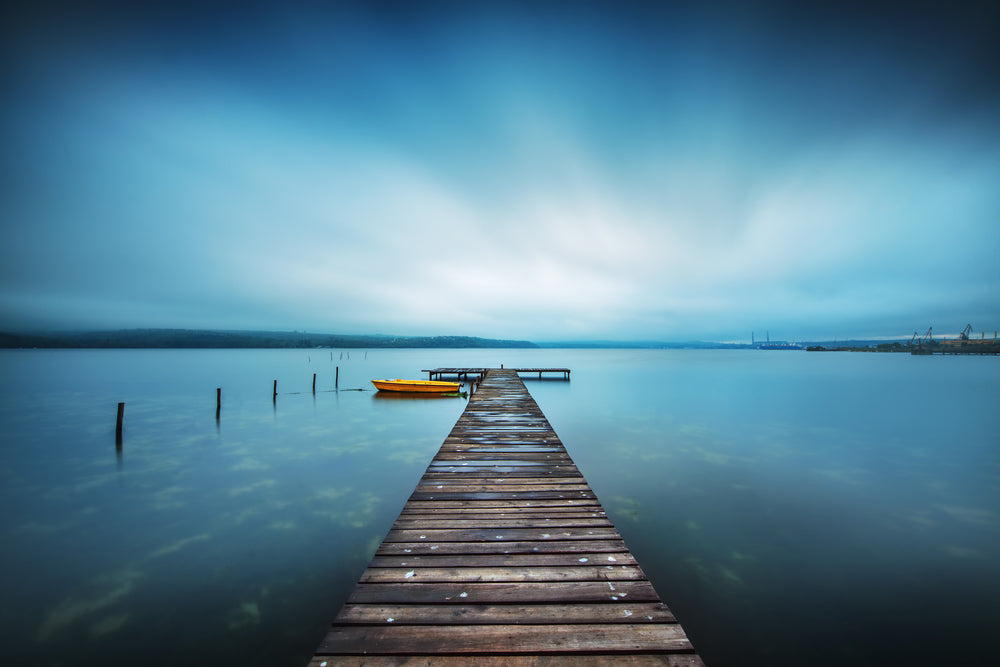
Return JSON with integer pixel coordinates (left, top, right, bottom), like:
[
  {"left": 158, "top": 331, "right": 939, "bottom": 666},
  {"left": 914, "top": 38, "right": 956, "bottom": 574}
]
[{"left": 0, "top": 329, "right": 539, "bottom": 349}]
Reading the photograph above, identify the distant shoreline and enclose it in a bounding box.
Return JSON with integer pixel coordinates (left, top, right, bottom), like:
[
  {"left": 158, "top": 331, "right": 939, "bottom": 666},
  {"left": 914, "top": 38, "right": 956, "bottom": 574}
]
[{"left": 0, "top": 328, "right": 912, "bottom": 351}]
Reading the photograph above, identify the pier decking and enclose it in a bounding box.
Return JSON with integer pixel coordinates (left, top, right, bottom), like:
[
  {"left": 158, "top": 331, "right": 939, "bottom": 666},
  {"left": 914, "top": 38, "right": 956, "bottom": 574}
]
[
  {"left": 309, "top": 369, "right": 702, "bottom": 665},
  {"left": 424, "top": 367, "right": 571, "bottom": 380}
]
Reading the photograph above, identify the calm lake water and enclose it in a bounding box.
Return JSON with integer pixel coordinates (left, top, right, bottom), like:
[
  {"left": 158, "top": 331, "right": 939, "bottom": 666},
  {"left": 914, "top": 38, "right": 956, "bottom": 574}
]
[{"left": 0, "top": 348, "right": 997, "bottom": 666}]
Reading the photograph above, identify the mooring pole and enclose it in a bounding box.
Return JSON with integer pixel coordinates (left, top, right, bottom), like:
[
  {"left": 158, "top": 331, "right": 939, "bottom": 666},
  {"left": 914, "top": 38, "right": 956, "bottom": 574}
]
[
  {"left": 273, "top": 380, "right": 278, "bottom": 402},
  {"left": 115, "top": 402, "right": 124, "bottom": 445},
  {"left": 216, "top": 388, "right": 222, "bottom": 420},
  {"left": 312, "top": 373, "right": 317, "bottom": 394},
  {"left": 335, "top": 366, "right": 339, "bottom": 389}
]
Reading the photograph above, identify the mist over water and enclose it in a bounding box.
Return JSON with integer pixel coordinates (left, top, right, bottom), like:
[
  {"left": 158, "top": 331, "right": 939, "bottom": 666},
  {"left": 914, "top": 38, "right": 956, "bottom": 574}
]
[{"left": 0, "top": 348, "right": 997, "bottom": 666}]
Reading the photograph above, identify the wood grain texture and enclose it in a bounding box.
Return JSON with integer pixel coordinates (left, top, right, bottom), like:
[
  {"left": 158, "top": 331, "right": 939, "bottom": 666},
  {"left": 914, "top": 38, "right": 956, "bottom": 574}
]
[{"left": 318, "top": 624, "right": 693, "bottom": 653}]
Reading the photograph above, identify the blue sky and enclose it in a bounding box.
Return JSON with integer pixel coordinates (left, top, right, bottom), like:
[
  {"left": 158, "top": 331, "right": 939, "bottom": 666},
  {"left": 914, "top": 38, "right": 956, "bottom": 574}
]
[{"left": 2, "top": 0, "right": 998, "bottom": 342}]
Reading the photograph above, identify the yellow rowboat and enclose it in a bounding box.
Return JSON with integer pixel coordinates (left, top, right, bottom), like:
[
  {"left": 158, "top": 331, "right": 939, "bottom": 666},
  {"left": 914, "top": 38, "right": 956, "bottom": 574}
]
[{"left": 372, "top": 379, "right": 462, "bottom": 393}]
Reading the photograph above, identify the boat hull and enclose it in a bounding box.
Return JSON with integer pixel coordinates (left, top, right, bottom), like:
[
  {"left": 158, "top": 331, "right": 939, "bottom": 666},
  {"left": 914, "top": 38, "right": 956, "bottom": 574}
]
[{"left": 372, "top": 379, "right": 462, "bottom": 393}]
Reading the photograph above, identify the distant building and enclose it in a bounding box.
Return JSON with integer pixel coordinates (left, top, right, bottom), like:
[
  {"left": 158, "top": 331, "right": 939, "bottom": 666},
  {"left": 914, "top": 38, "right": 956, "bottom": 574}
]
[
  {"left": 753, "top": 331, "right": 802, "bottom": 350},
  {"left": 757, "top": 341, "right": 803, "bottom": 350}
]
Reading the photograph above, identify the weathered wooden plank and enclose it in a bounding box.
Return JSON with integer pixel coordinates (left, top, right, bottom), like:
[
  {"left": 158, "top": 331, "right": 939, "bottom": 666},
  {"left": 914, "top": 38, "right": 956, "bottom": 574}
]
[
  {"left": 359, "top": 565, "right": 647, "bottom": 583},
  {"left": 421, "top": 466, "right": 582, "bottom": 476},
  {"left": 308, "top": 656, "right": 703, "bottom": 666},
  {"left": 410, "top": 489, "right": 597, "bottom": 500},
  {"left": 444, "top": 428, "right": 556, "bottom": 433},
  {"left": 450, "top": 419, "right": 550, "bottom": 426},
  {"left": 437, "top": 445, "right": 567, "bottom": 451},
  {"left": 446, "top": 434, "right": 554, "bottom": 439},
  {"left": 427, "top": 461, "right": 578, "bottom": 468},
  {"left": 396, "top": 510, "right": 606, "bottom": 520},
  {"left": 376, "top": 539, "right": 628, "bottom": 556},
  {"left": 444, "top": 438, "right": 564, "bottom": 445},
  {"left": 384, "top": 527, "right": 620, "bottom": 542},
  {"left": 436, "top": 436, "right": 561, "bottom": 441},
  {"left": 434, "top": 456, "right": 571, "bottom": 463},
  {"left": 420, "top": 474, "right": 583, "bottom": 482},
  {"left": 367, "top": 552, "right": 636, "bottom": 568},
  {"left": 347, "top": 580, "right": 662, "bottom": 604},
  {"left": 441, "top": 436, "right": 562, "bottom": 443},
  {"left": 401, "top": 499, "right": 604, "bottom": 510},
  {"left": 410, "top": 490, "right": 595, "bottom": 500},
  {"left": 332, "top": 602, "right": 675, "bottom": 625},
  {"left": 450, "top": 426, "right": 556, "bottom": 430},
  {"left": 392, "top": 518, "right": 613, "bottom": 530},
  {"left": 397, "top": 512, "right": 608, "bottom": 521},
  {"left": 397, "top": 514, "right": 607, "bottom": 523},
  {"left": 416, "top": 471, "right": 587, "bottom": 480},
  {"left": 414, "top": 484, "right": 593, "bottom": 494},
  {"left": 416, "top": 482, "right": 590, "bottom": 490},
  {"left": 317, "top": 623, "right": 693, "bottom": 654}
]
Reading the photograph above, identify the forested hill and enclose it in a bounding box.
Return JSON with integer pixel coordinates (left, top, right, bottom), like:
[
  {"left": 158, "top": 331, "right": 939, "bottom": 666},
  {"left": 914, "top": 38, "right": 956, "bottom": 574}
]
[{"left": 0, "top": 329, "right": 538, "bottom": 349}]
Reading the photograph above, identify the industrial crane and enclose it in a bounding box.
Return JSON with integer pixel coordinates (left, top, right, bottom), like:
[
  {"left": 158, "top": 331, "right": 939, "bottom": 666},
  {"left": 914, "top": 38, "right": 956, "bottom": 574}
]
[
  {"left": 911, "top": 324, "right": 999, "bottom": 354},
  {"left": 910, "top": 326, "right": 935, "bottom": 354}
]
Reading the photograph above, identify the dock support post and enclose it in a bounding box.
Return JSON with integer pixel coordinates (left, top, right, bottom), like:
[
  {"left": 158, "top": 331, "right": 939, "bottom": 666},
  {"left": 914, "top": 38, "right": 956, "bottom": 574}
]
[{"left": 115, "top": 402, "right": 124, "bottom": 445}]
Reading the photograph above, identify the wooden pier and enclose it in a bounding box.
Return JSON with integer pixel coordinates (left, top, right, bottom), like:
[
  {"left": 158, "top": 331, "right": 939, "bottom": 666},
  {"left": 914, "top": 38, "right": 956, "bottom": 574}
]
[
  {"left": 424, "top": 367, "right": 571, "bottom": 380},
  {"left": 309, "top": 369, "right": 702, "bottom": 665}
]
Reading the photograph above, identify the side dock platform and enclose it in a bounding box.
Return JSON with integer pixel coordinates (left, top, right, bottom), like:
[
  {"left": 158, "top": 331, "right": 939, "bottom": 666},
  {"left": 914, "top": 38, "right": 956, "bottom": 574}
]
[
  {"left": 310, "top": 368, "right": 703, "bottom": 665},
  {"left": 424, "top": 367, "right": 571, "bottom": 380}
]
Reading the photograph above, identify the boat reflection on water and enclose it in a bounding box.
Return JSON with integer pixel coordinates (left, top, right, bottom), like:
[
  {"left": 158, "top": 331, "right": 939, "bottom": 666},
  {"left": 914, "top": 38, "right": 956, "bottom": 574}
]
[{"left": 372, "top": 390, "right": 465, "bottom": 400}]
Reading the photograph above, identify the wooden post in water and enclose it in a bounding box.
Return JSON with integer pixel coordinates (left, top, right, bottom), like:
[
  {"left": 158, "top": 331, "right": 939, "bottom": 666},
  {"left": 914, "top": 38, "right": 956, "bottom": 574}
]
[
  {"left": 216, "top": 388, "right": 221, "bottom": 420},
  {"left": 273, "top": 380, "right": 278, "bottom": 402},
  {"left": 335, "top": 366, "right": 339, "bottom": 389},
  {"left": 312, "top": 373, "right": 317, "bottom": 394},
  {"left": 115, "top": 402, "right": 124, "bottom": 445}
]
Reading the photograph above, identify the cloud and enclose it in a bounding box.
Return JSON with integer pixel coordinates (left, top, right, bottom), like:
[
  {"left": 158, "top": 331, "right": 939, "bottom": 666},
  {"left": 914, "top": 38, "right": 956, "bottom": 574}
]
[{"left": 2, "top": 1, "right": 998, "bottom": 340}]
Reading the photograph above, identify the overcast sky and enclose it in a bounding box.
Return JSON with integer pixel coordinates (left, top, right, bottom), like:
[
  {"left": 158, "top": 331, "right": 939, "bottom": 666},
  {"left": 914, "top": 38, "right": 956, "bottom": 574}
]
[{"left": 2, "top": 0, "right": 998, "bottom": 342}]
